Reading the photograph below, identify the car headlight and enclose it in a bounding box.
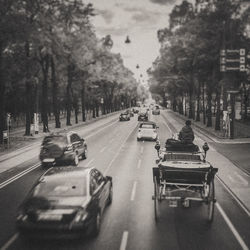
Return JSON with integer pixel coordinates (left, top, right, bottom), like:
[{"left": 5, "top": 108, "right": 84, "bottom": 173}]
[{"left": 74, "top": 209, "right": 88, "bottom": 223}]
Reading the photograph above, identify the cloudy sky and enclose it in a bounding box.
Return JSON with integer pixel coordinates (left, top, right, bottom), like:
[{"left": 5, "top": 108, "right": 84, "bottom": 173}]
[{"left": 83, "top": 0, "right": 183, "bottom": 82}]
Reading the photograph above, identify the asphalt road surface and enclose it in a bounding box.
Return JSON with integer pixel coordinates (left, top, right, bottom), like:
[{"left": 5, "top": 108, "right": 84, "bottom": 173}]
[{"left": 0, "top": 111, "right": 249, "bottom": 250}]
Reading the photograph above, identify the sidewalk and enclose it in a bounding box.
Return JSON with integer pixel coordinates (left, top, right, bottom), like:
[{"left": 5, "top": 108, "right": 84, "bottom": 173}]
[
  {"left": 168, "top": 109, "right": 250, "bottom": 144},
  {"left": 163, "top": 110, "right": 250, "bottom": 216},
  {"left": 0, "top": 110, "right": 121, "bottom": 164}
]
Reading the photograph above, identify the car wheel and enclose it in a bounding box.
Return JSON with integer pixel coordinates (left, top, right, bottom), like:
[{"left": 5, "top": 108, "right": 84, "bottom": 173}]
[
  {"left": 90, "top": 211, "right": 101, "bottom": 237},
  {"left": 72, "top": 153, "right": 79, "bottom": 166},
  {"left": 107, "top": 186, "right": 113, "bottom": 206},
  {"left": 82, "top": 149, "right": 87, "bottom": 160},
  {"left": 137, "top": 138, "right": 140, "bottom": 141}
]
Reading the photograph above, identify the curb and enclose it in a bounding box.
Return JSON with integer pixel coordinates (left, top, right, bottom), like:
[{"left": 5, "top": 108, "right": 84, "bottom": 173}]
[
  {"left": 167, "top": 110, "right": 250, "bottom": 144},
  {"left": 0, "top": 110, "right": 122, "bottom": 163}
]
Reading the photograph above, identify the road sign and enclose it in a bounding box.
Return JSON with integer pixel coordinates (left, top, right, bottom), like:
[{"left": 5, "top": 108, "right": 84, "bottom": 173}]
[
  {"left": 220, "top": 48, "right": 246, "bottom": 72},
  {"left": 3, "top": 130, "right": 8, "bottom": 139}
]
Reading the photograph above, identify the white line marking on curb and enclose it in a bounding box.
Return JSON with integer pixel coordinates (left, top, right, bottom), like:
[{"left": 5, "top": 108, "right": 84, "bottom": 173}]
[
  {"left": 137, "top": 159, "right": 142, "bottom": 169},
  {"left": 216, "top": 176, "right": 250, "bottom": 217},
  {"left": 234, "top": 172, "right": 248, "bottom": 186},
  {"left": 100, "top": 146, "right": 107, "bottom": 153},
  {"left": 131, "top": 181, "right": 137, "bottom": 201},
  {"left": 85, "top": 159, "right": 94, "bottom": 167},
  {"left": 0, "top": 163, "right": 40, "bottom": 190},
  {"left": 140, "top": 147, "right": 144, "bottom": 154},
  {"left": 0, "top": 233, "right": 19, "bottom": 250},
  {"left": 104, "top": 123, "right": 137, "bottom": 175},
  {"left": 120, "top": 231, "right": 129, "bottom": 250},
  {"left": 216, "top": 203, "right": 249, "bottom": 250}
]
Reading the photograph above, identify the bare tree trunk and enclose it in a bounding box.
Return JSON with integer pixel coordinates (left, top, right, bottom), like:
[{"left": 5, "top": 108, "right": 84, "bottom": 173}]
[
  {"left": 41, "top": 54, "right": 50, "bottom": 132},
  {"left": 24, "top": 41, "right": 32, "bottom": 136},
  {"left": 207, "top": 91, "right": 212, "bottom": 127},
  {"left": 81, "top": 85, "right": 86, "bottom": 122},
  {"left": 215, "top": 88, "right": 221, "bottom": 131},
  {"left": 51, "top": 56, "right": 60, "bottom": 128},
  {"left": 66, "top": 64, "right": 73, "bottom": 126},
  {"left": 0, "top": 43, "right": 6, "bottom": 143}
]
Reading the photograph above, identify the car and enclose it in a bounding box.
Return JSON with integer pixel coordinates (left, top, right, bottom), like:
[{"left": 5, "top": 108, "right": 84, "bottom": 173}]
[
  {"left": 133, "top": 107, "right": 140, "bottom": 114},
  {"left": 39, "top": 131, "right": 87, "bottom": 167},
  {"left": 119, "top": 113, "right": 130, "bottom": 121},
  {"left": 152, "top": 105, "right": 160, "bottom": 115},
  {"left": 137, "top": 121, "right": 159, "bottom": 141},
  {"left": 126, "top": 109, "right": 134, "bottom": 117},
  {"left": 16, "top": 166, "right": 113, "bottom": 239},
  {"left": 138, "top": 112, "right": 148, "bottom": 121}
]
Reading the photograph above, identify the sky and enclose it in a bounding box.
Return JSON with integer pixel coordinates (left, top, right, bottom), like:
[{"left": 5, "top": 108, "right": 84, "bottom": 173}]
[{"left": 83, "top": 0, "right": 184, "bottom": 83}]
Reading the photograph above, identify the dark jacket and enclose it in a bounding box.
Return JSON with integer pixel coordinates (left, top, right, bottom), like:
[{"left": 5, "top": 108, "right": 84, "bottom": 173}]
[{"left": 179, "top": 125, "right": 194, "bottom": 143}]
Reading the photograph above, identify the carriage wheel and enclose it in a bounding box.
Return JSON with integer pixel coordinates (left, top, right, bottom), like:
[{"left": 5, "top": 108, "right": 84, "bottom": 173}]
[
  {"left": 154, "top": 176, "right": 159, "bottom": 222},
  {"left": 207, "top": 179, "right": 215, "bottom": 223}
]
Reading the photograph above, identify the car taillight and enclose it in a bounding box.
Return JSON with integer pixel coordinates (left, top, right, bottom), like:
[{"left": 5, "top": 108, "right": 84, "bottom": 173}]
[
  {"left": 65, "top": 145, "right": 73, "bottom": 152},
  {"left": 74, "top": 209, "right": 88, "bottom": 223}
]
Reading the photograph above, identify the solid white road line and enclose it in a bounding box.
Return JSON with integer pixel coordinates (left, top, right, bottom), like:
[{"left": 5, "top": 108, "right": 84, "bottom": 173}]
[
  {"left": 140, "top": 146, "right": 144, "bottom": 154},
  {"left": 130, "top": 181, "right": 137, "bottom": 201},
  {"left": 100, "top": 146, "right": 107, "bottom": 153},
  {"left": 234, "top": 172, "right": 248, "bottom": 186},
  {"left": 163, "top": 121, "right": 172, "bottom": 133},
  {"left": 104, "top": 123, "right": 137, "bottom": 175},
  {"left": 0, "top": 233, "right": 19, "bottom": 250},
  {"left": 216, "top": 203, "right": 249, "bottom": 250},
  {"left": 0, "top": 163, "right": 40, "bottom": 190},
  {"left": 137, "top": 159, "right": 142, "bottom": 169},
  {"left": 120, "top": 231, "right": 129, "bottom": 250},
  {"left": 85, "top": 159, "right": 94, "bottom": 167}
]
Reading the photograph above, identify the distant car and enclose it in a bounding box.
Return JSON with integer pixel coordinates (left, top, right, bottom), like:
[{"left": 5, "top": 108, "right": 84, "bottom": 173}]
[
  {"left": 152, "top": 105, "right": 160, "bottom": 115},
  {"left": 16, "top": 167, "right": 113, "bottom": 239},
  {"left": 137, "top": 121, "right": 159, "bottom": 141},
  {"left": 39, "top": 131, "right": 87, "bottom": 167},
  {"left": 138, "top": 112, "right": 148, "bottom": 121},
  {"left": 133, "top": 107, "right": 139, "bottom": 114},
  {"left": 119, "top": 113, "right": 130, "bottom": 121}
]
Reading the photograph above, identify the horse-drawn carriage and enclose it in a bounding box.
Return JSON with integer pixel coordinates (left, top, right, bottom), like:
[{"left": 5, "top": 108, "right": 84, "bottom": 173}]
[{"left": 153, "top": 138, "right": 218, "bottom": 223}]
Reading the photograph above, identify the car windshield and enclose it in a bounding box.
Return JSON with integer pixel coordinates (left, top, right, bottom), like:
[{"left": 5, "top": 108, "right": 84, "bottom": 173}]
[
  {"left": 140, "top": 124, "right": 155, "bottom": 129},
  {"left": 34, "top": 176, "right": 87, "bottom": 197},
  {"left": 42, "top": 135, "right": 67, "bottom": 145}
]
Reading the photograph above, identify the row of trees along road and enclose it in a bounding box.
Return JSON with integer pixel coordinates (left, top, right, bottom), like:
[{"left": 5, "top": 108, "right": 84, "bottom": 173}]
[
  {"left": 148, "top": 0, "right": 250, "bottom": 130},
  {"left": 0, "top": 0, "right": 143, "bottom": 143}
]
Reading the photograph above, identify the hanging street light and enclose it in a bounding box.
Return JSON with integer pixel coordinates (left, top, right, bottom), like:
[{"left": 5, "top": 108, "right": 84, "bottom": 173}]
[{"left": 125, "top": 35, "right": 131, "bottom": 44}]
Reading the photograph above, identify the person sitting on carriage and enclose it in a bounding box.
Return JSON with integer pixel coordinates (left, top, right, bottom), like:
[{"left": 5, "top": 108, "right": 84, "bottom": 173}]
[{"left": 178, "top": 120, "right": 194, "bottom": 144}]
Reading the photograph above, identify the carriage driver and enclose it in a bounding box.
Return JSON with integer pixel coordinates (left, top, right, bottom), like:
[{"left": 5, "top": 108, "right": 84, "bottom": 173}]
[{"left": 178, "top": 120, "right": 195, "bottom": 144}]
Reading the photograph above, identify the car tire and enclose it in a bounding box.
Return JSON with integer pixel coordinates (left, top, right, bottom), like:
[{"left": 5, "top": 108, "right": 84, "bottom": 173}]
[
  {"left": 72, "top": 153, "right": 79, "bottom": 166},
  {"left": 82, "top": 150, "right": 87, "bottom": 160},
  {"left": 90, "top": 211, "right": 101, "bottom": 237},
  {"left": 137, "top": 138, "right": 140, "bottom": 141},
  {"left": 107, "top": 186, "right": 113, "bottom": 206}
]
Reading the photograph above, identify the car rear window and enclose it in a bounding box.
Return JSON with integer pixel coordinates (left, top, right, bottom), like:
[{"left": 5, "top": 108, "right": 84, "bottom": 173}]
[
  {"left": 42, "top": 135, "right": 67, "bottom": 145},
  {"left": 34, "top": 176, "right": 87, "bottom": 197},
  {"left": 140, "top": 124, "right": 155, "bottom": 129}
]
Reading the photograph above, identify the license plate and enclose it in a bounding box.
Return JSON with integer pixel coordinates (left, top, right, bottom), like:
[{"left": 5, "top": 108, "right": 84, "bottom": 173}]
[
  {"left": 169, "top": 200, "right": 178, "bottom": 207},
  {"left": 38, "top": 214, "right": 62, "bottom": 221},
  {"left": 43, "top": 158, "right": 55, "bottom": 163}
]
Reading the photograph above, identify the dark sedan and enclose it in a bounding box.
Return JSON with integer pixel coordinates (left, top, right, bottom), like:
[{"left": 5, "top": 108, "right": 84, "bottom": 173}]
[
  {"left": 119, "top": 113, "right": 130, "bottom": 121},
  {"left": 138, "top": 113, "right": 148, "bottom": 121},
  {"left": 39, "top": 131, "right": 87, "bottom": 167},
  {"left": 16, "top": 167, "right": 113, "bottom": 239}
]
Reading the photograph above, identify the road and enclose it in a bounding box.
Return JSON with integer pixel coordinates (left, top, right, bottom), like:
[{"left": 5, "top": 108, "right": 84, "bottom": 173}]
[{"left": 0, "top": 111, "right": 249, "bottom": 250}]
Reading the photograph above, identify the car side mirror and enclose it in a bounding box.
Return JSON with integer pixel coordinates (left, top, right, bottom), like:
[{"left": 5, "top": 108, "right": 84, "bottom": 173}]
[
  {"left": 202, "top": 142, "right": 209, "bottom": 152},
  {"left": 155, "top": 159, "right": 160, "bottom": 164}
]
